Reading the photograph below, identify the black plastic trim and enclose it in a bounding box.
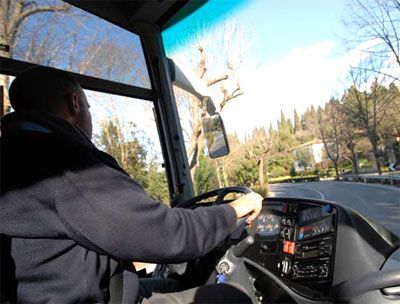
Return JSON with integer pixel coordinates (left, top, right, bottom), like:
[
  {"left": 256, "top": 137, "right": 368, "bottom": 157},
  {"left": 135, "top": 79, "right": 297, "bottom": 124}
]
[
  {"left": 332, "top": 269, "right": 400, "bottom": 302},
  {"left": 0, "top": 57, "right": 154, "bottom": 101},
  {"left": 244, "top": 258, "right": 325, "bottom": 304}
]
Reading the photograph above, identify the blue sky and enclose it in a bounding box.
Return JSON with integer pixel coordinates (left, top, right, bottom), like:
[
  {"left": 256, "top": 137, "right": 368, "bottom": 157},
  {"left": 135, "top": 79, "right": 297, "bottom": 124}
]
[
  {"left": 164, "top": 0, "right": 348, "bottom": 65},
  {"left": 238, "top": 0, "right": 348, "bottom": 63},
  {"left": 163, "top": 0, "right": 361, "bottom": 138}
]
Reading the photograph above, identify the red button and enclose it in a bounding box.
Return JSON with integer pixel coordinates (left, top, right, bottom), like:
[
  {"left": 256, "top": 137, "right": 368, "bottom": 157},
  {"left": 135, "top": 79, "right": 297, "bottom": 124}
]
[
  {"left": 283, "top": 241, "right": 289, "bottom": 253},
  {"left": 288, "top": 242, "right": 295, "bottom": 255}
]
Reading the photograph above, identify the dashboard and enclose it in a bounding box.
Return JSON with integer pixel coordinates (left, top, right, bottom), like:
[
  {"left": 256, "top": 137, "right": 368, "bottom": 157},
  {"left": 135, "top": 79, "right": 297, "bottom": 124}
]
[
  {"left": 185, "top": 192, "right": 399, "bottom": 303},
  {"left": 244, "top": 200, "right": 337, "bottom": 300}
]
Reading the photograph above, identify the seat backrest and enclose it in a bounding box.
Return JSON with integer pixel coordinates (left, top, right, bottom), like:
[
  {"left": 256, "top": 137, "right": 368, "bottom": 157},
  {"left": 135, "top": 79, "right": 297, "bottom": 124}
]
[{"left": 0, "top": 234, "right": 17, "bottom": 303}]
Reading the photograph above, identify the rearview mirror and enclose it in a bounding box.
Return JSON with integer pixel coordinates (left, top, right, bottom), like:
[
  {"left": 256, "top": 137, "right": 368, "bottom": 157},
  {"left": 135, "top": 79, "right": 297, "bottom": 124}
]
[{"left": 202, "top": 113, "right": 230, "bottom": 158}]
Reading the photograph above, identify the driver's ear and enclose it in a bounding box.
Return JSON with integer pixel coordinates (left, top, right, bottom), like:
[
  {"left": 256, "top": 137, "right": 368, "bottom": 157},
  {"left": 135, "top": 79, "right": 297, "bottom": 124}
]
[{"left": 65, "top": 92, "right": 80, "bottom": 115}]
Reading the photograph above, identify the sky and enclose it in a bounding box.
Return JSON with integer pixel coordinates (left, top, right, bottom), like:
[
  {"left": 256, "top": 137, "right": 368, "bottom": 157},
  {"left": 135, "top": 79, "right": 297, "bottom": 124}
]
[{"left": 163, "top": 0, "right": 358, "bottom": 139}]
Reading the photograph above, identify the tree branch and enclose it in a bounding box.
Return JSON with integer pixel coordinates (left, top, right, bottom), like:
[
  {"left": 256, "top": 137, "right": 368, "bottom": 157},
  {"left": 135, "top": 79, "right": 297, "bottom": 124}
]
[
  {"left": 350, "top": 65, "right": 400, "bottom": 82},
  {"left": 197, "top": 45, "right": 207, "bottom": 79},
  {"left": 20, "top": 3, "right": 71, "bottom": 20},
  {"left": 10, "top": 3, "right": 71, "bottom": 43},
  {"left": 219, "top": 91, "right": 243, "bottom": 111},
  {"left": 207, "top": 74, "right": 228, "bottom": 87}
]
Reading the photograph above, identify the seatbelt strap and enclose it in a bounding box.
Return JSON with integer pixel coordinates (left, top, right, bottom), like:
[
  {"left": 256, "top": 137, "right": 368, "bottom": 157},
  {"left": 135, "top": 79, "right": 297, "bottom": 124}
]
[{"left": 109, "top": 270, "right": 124, "bottom": 304}]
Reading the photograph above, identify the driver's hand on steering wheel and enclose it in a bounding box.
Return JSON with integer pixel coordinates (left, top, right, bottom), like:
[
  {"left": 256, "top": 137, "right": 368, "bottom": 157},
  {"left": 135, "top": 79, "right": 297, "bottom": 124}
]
[{"left": 228, "top": 192, "right": 263, "bottom": 225}]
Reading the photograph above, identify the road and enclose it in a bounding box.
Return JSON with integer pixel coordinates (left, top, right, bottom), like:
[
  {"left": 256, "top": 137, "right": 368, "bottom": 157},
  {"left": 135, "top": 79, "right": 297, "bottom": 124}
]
[{"left": 270, "top": 181, "right": 400, "bottom": 237}]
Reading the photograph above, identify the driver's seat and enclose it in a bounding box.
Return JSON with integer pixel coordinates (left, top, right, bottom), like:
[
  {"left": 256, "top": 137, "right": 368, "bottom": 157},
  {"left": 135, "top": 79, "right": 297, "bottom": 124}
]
[{"left": 0, "top": 234, "right": 17, "bottom": 303}]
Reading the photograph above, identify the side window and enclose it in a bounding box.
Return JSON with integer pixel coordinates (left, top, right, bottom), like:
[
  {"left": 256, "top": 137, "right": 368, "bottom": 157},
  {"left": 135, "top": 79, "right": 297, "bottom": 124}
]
[
  {"left": 87, "top": 90, "right": 169, "bottom": 203},
  {"left": 0, "top": 74, "right": 11, "bottom": 117},
  {"left": 1, "top": 0, "right": 150, "bottom": 89}
]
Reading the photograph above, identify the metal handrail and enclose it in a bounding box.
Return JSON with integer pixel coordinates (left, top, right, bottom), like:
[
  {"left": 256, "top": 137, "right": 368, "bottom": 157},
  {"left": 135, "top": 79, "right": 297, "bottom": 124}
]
[{"left": 339, "top": 174, "right": 400, "bottom": 187}]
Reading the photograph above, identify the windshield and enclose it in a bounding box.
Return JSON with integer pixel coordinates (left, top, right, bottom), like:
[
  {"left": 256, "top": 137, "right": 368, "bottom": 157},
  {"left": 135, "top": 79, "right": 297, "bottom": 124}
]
[{"left": 163, "top": 0, "right": 400, "bottom": 235}]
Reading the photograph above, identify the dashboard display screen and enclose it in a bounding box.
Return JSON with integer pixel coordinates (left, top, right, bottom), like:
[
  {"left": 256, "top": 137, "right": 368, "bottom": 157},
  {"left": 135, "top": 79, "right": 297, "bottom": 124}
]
[
  {"left": 256, "top": 208, "right": 282, "bottom": 237},
  {"left": 299, "top": 207, "right": 322, "bottom": 225},
  {"left": 298, "top": 216, "right": 333, "bottom": 240}
]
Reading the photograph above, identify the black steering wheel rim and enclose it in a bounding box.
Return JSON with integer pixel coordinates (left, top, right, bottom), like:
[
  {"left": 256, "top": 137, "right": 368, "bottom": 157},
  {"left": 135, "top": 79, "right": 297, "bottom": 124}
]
[
  {"left": 177, "top": 186, "right": 255, "bottom": 239},
  {"left": 214, "top": 186, "right": 253, "bottom": 205},
  {"left": 177, "top": 186, "right": 253, "bottom": 208}
]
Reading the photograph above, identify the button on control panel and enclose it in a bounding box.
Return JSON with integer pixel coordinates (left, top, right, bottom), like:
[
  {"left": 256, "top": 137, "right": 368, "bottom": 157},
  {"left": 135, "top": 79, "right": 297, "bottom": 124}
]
[
  {"left": 278, "top": 203, "right": 335, "bottom": 281},
  {"left": 251, "top": 200, "right": 337, "bottom": 300},
  {"left": 292, "top": 258, "right": 330, "bottom": 280}
]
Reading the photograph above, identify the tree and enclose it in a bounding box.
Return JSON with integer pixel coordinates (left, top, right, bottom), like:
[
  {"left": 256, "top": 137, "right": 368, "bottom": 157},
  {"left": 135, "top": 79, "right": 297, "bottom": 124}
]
[
  {"left": 343, "top": 0, "right": 400, "bottom": 81},
  {"left": 194, "top": 151, "right": 218, "bottom": 195},
  {"left": 278, "top": 110, "right": 289, "bottom": 133},
  {"left": 248, "top": 127, "right": 278, "bottom": 187},
  {"left": 334, "top": 90, "right": 368, "bottom": 175},
  {"left": 340, "top": 107, "right": 361, "bottom": 174},
  {"left": 220, "top": 133, "right": 245, "bottom": 187},
  {"left": 294, "top": 109, "right": 302, "bottom": 133},
  {"left": 228, "top": 145, "right": 259, "bottom": 187},
  {"left": 96, "top": 113, "right": 169, "bottom": 202},
  {"left": 78, "top": 41, "right": 148, "bottom": 87},
  {"left": 344, "top": 69, "right": 397, "bottom": 174},
  {"left": 287, "top": 118, "right": 294, "bottom": 134},
  {"left": 295, "top": 146, "right": 314, "bottom": 171},
  {"left": 172, "top": 19, "right": 252, "bottom": 179},
  {"left": 300, "top": 106, "right": 319, "bottom": 140},
  {"left": 379, "top": 83, "right": 400, "bottom": 140},
  {"left": 145, "top": 161, "right": 169, "bottom": 203},
  {"left": 98, "top": 115, "right": 148, "bottom": 184},
  {"left": 0, "top": 0, "right": 71, "bottom": 115},
  {"left": 317, "top": 100, "right": 342, "bottom": 178}
]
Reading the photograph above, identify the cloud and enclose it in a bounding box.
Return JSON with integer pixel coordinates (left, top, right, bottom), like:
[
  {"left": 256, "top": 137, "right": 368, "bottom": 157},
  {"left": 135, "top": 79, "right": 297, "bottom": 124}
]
[{"left": 221, "top": 40, "right": 368, "bottom": 139}]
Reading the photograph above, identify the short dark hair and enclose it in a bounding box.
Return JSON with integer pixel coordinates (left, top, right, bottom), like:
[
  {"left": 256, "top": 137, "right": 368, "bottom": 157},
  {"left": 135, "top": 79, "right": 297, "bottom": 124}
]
[{"left": 9, "top": 66, "right": 81, "bottom": 112}]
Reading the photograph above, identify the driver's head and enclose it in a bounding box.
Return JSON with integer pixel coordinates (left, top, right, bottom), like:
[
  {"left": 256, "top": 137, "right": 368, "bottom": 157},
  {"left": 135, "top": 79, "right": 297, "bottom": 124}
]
[{"left": 9, "top": 66, "right": 93, "bottom": 139}]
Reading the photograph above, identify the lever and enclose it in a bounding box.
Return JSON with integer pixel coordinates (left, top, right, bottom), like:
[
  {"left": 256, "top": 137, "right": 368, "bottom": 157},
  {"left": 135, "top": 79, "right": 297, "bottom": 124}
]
[
  {"left": 233, "top": 236, "right": 254, "bottom": 258},
  {"left": 217, "top": 236, "right": 255, "bottom": 276}
]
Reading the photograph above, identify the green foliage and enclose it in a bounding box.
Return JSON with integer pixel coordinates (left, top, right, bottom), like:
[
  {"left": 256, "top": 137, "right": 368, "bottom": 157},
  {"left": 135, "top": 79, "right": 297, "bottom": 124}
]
[
  {"left": 269, "top": 162, "right": 291, "bottom": 178},
  {"left": 294, "top": 109, "right": 301, "bottom": 133},
  {"left": 229, "top": 152, "right": 259, "bottom": 187},
  {"left": 194, "top": 151, "right": 218, "bottom": 195},
  {"left": 300, "top": 106, "right": 318, "bottom": 139},
  {"left": 295, "top": 146, "right": 314, "bottom": 169},
  {"left": 99, "top": 117, "right": 147, "bottom": 184},
  {"left": 341, "top": 80, "right": 400, "bottom": 174},
  {"left": 290, "top": 166, "right": 297, "bottom": 176},
  {"left": 144, "top": 161, "right": 170, "bottom": 203},
  {"left": 268, "top": 175, "right": 319, "bottom": 184},
  {"left": 96, "top": 116, "right": 169, "bottom": 203},
  {"left": 287, "top": 118, "right": 294, "bottom": 134},
  {"left": 279, "top": 110, "right": 290, "bottom": 134},
  {"left": 252, "top": 184, "right": 270, "bottom": 197}
]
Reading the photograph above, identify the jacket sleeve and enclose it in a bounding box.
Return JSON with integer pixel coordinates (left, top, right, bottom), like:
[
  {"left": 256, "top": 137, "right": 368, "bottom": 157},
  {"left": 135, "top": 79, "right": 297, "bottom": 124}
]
[{"left": 55, "top": 163, "right": 237, "bottom": 263}]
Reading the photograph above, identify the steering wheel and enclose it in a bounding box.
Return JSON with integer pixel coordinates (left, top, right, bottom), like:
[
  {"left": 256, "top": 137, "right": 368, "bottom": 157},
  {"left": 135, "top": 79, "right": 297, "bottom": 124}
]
[
  {"left": 178, "top": 186, "right": 254, "bottom": 231},
  {"left": 152, "top": 187, "right": 255, "bottom": 279}
]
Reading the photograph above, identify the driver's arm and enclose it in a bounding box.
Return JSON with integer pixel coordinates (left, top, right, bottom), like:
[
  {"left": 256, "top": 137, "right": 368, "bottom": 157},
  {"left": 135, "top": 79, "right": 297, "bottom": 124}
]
[{"left": 55, "top": 161, "right": 261, "bottom": 264}]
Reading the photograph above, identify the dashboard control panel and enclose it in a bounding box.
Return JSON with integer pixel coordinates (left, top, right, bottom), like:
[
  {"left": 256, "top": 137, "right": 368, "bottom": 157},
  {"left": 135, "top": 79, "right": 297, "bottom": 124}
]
[{"left": 245, "top": 199, "right": 337, "bottom": 300}]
